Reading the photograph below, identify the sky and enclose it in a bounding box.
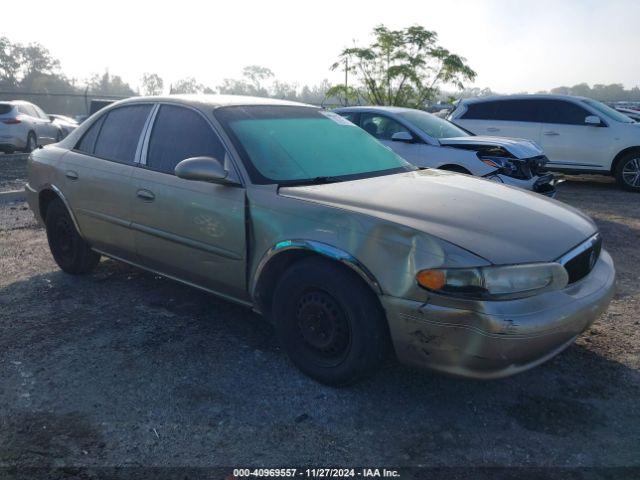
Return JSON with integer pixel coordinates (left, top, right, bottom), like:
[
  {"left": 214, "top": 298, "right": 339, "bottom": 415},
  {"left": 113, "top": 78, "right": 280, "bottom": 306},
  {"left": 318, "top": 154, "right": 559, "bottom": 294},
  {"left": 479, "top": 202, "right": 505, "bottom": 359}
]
[{"left": 3, "top": 0, "right": 639, "bottom": 94}]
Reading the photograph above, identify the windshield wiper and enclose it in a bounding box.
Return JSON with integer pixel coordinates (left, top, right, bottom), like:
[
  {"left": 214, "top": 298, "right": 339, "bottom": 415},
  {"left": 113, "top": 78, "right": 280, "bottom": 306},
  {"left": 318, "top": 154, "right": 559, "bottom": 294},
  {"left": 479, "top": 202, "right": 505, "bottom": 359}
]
[{"left": 279, "top": 176, "right": 344, "bottom": 187}]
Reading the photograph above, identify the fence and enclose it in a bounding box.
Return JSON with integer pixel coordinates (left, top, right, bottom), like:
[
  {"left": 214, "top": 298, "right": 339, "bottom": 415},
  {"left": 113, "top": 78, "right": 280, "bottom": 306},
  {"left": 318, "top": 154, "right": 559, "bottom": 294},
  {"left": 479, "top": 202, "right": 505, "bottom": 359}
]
[{"left": 0, "top": 91, "right": 131, "bottom": 117}]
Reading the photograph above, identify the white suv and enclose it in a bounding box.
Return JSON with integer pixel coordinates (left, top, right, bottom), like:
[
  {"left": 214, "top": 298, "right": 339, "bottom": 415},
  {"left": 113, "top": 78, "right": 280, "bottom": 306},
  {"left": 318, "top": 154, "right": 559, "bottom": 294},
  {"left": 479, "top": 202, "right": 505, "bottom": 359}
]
[
  {"left": 449, "top": 94, "right": 640, "bottom": 191},
  {"left": 0, "top": 100, "right": 62, "bottom": 154}
]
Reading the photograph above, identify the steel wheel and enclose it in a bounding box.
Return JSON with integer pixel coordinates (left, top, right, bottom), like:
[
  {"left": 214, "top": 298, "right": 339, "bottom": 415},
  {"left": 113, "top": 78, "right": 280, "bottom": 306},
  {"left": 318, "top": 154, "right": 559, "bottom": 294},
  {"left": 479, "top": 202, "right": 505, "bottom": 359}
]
[
  {"left": 51, "top": 215, "right": 75, "bottom": 264},
  {"left": 295, "top": 289, "right": 351, "bottom": 367}
]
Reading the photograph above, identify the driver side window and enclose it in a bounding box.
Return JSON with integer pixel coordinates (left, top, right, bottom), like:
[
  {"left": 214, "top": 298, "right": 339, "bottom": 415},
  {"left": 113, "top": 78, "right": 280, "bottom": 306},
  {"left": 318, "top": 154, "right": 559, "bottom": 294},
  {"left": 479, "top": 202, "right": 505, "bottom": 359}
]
[
  {"left": 145, "top": 105, "right": 227, "bottom": 175},
  {"left": 360, "top": 113, "right": 410, "bottom": 140}
]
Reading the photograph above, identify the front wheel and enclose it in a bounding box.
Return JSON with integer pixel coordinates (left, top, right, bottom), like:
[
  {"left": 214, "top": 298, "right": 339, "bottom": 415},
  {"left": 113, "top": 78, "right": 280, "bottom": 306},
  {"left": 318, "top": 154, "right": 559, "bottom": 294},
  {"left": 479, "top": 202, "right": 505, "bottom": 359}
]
[
  {"left": 45, "top": 198, "right": 101, "bottom": 274},
  {"left": 272, "top": 257, "right": 391, "bottom": 386},
  {"left": 24, "top": 132, "right": 37, "bottom": 153},
  {"left": 614, "top": 153, "right": 640, "bottom": 191}
]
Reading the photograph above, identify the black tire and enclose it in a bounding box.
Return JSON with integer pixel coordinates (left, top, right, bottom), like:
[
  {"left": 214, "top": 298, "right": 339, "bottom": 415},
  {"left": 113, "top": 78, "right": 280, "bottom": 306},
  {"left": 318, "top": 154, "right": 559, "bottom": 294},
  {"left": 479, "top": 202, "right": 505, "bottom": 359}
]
[
  {"left": 45, "top": 198, "right": 100, "bottom": 274},
  {"left": 272, "top": 257, "right": 390, "bottom": 386},
  {"left": 24, "top": 132, "right": 37, "bottom": 153},
  {"left": 614, "top": 152, "right": 640, "bottom": 192}
]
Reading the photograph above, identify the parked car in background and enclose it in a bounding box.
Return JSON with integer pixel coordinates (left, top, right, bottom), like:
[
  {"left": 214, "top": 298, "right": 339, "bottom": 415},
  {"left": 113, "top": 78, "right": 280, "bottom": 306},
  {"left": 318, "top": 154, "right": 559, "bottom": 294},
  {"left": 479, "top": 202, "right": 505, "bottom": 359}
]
[
  {"left": 335, "top": 106, "right": 556, "bottom": 196},
  {"left": 0, "top": 100, "right": 62, "bottom": 153},
  {"left": 449, "top": 94, "right": 640, "bottom": 191},
  {"left": 26, "top": 95, "right": 615, "bottom": 384},
  {"left": 49, "top": 114, "right": 79, "bottom": 138},
  {"left": 614, "top": 107, "right": 640, "bottom": 122}
]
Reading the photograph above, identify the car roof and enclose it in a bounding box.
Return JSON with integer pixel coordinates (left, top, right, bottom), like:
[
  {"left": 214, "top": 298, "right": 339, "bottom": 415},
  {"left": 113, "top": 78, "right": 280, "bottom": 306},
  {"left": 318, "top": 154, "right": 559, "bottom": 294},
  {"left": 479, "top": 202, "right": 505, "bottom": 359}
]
[
  {"left": 334, "top": 105, "right": 418, "bottom": 114},
  {"left": 0, "top": 100, "right": 31, "bottom": 106},
  {"left": 460, "top": 94, "right": 591, "bottom": 104},
  {"left": 116, "top": 94, "right": 315, "bottom": 109}
]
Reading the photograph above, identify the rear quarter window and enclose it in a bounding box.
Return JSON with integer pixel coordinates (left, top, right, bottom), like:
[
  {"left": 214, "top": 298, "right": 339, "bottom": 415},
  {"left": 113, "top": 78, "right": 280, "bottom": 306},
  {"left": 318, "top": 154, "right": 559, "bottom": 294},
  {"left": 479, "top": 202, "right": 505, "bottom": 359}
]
[
  {"left": 460, "top": 102, "right": 498, "bottom": 120},
  {"left": 0, "top": 104, "right": 13, "bottom": 115}
]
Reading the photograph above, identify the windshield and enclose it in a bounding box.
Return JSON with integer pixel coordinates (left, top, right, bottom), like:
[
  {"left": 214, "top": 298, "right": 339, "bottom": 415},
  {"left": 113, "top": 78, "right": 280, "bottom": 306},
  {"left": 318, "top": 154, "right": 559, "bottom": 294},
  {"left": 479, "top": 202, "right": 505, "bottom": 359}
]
[
  {"left": 397, "top": 110, "right": 469, "bottom": 139},
  {"left": 215, "top": 106, "right": 414, "bottom": 185},
  {"left": 581, "top": 99, "right": 635, "bottom": 123}
]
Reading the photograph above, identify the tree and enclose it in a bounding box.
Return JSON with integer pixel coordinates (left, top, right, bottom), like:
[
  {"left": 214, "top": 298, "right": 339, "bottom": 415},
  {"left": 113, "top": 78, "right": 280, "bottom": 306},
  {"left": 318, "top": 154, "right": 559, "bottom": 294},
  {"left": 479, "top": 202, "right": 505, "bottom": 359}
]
[
  {"left": 87, "top": 70, "right": 135, "bottom": 96},
  {"left": 218, "top": 65, "right": 274, "bottom": 97},
  {"left": 141, "top": 72, "right": 164, "bottom": 96},
  {"left": 170, "top": 77, "right": 214, "bottom": 94},
  {"left": 328, "top": 25, "right": 476, "bottom": 108},
  {"left": 0, "top": 37, "right": 22, "bottom": 87}
]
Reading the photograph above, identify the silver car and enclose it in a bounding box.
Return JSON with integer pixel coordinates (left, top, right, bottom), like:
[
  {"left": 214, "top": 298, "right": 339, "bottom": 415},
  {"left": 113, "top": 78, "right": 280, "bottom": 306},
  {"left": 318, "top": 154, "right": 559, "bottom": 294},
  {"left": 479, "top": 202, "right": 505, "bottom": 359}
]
[
  {"left": 26, "top": 95, "right": 615, "bottom": 385},
  {"left": 335, "top": 106, "right": 556, "bottom": 196},
  {"left": 0, "top": 100, "right": 62, "bottom": 153}
]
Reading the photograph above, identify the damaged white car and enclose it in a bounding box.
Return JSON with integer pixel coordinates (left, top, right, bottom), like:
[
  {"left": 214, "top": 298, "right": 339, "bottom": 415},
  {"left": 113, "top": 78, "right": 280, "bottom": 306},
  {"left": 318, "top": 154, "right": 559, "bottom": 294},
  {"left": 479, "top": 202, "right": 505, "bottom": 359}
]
[{"left": 334, "top": 106, "right": 557, "bottom": 196}]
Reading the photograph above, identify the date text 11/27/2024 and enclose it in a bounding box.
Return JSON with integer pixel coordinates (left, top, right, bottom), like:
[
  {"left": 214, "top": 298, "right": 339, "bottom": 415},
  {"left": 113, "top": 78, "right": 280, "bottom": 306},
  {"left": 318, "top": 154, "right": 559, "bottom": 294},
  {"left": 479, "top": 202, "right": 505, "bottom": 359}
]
[{"left": 232, "top": 468, "right": 400, "bottom": 478}]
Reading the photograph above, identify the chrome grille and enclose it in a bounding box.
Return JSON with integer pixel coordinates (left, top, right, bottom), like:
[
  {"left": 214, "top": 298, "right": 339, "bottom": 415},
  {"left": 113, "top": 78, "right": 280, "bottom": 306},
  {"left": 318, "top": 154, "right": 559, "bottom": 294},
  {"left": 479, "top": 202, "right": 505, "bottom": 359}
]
[{"left": 556, "top": 233, "right": 602, "bottom": 284}]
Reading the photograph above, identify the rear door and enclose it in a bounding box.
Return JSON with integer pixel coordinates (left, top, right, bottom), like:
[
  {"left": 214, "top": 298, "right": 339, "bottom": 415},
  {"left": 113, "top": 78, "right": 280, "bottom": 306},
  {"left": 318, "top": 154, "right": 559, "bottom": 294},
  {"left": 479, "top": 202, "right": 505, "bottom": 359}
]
[
  {"left": 537, "top": 99, "right": 611, "bottom": 170},
  {"left": 454, "top": 99, "right": 543, "bottom": 142},
  {"left": 131, "top": 103, "right": 247, "bottom": 300},
  {"left": 60, "top": 103, "right": 154, "bottom": 260}
]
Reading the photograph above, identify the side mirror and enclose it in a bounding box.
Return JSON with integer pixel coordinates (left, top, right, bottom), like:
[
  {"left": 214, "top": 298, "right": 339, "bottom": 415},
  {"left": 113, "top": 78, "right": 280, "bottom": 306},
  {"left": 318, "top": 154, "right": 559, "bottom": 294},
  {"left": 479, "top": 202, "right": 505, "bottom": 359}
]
[
  {"left": 585, "top": 115, "right": 602, "bottom": 126},
  {"left": 391, "top": 131, "right": 414, "bottom": 143},
  {"left": 174, "top": 156, "right": 231, "bottom": 184},
  {"left": 48, "top": 115, "right": 55, "bottom": 122}
]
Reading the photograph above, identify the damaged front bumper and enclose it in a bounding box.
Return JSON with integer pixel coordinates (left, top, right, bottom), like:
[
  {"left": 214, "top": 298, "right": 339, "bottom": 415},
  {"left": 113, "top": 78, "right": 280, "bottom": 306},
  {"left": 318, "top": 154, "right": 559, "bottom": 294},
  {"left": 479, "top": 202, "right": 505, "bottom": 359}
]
[
  {"left": 381, "top": 250, "right": 615, "bottom": 379},
  {"left": 492, "top": 172, "right": 558, "bottom": 197}
]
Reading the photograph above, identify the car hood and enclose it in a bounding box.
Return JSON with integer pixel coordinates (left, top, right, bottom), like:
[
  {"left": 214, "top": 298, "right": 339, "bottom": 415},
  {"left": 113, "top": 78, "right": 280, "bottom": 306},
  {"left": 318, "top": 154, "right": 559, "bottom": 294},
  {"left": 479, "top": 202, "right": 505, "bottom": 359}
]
[
  {"left": 439, "top": 135, "right": 543, "bottom": 159},
  {"left": 280, "top": 169, "right": 597, "bottom": 265}
]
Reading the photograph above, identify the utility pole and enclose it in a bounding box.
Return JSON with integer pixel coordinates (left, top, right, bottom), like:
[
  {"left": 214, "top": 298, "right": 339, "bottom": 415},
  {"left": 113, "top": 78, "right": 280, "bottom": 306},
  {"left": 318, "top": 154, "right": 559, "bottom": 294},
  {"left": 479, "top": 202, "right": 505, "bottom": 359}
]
[{"left": 344, "top": 56, "right": 349, "bottom": 106}]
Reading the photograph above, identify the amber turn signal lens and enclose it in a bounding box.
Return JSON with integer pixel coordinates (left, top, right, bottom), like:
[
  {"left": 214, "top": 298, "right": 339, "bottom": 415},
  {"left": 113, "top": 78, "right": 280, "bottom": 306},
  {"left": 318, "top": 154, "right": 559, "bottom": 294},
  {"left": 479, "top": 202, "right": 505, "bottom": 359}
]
[{"left": 416, "top": 269, "right": 446, "bottom": 291}]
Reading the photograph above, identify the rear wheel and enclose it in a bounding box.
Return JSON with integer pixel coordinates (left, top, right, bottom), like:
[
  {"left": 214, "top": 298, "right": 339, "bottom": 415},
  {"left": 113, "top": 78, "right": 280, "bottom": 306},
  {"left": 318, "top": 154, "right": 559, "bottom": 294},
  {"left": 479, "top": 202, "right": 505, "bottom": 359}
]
[
  {"left": 272, "top": 257, "right": 390, "bottom": 386},
  {"left": 45, "top": 198, "right": 100, "bottom": 274},
  {"left": 614, "top": 152, "right": 640, "bottom": 192}
]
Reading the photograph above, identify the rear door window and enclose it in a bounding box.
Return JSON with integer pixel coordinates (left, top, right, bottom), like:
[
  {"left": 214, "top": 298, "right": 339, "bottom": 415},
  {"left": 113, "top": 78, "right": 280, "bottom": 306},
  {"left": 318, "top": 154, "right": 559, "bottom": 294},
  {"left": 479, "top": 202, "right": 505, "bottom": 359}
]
[
  {"left": 336, "top": 112, "right": 360, "bottom": 125},
  {"left": 536, "top": 100, "right": 591, "bottom": 125},
  {"left": 19, "top": 105, "right": 38, "bottom": 117},
  {"left": 493, "top": 100, "right": 540, "bottom": 122},
  {"left": 75, "top": 115, "right": 106, "bottom": 154},
  {"left": 93, "top": 104, "right": 153, "bottom": 164},
  {"left": 145, "top": 104, "right": 226, "bottom": 175}
]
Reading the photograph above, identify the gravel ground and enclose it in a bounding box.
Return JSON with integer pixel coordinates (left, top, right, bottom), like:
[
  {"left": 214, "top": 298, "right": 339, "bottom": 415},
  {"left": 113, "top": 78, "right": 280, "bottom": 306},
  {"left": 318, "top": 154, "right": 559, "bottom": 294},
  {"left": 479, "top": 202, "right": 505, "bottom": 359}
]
[
  {"left": 0, "top": 176, "right": 638, "bottom": 477},
  {"left": 0, "top": 153, "right": 28, "bottom": 192}
]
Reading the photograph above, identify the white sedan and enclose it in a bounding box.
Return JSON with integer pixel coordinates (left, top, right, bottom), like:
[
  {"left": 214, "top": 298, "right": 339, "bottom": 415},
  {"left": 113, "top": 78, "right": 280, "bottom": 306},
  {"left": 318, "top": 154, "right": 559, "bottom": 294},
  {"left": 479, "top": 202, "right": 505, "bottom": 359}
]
[{"left": 334, "top": 106, "right": 556, "bottom": 196}]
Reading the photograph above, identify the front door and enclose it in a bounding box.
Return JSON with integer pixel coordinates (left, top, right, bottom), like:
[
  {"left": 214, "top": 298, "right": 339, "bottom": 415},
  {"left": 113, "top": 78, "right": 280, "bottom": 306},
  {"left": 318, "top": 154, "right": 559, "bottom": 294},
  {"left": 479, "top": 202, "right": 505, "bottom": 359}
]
[
  {"left": 130, "top": 104, "right": 247, "bottom": 301},
  {"left": 537, "top": 99, "right": 611, "bottom": 170}
]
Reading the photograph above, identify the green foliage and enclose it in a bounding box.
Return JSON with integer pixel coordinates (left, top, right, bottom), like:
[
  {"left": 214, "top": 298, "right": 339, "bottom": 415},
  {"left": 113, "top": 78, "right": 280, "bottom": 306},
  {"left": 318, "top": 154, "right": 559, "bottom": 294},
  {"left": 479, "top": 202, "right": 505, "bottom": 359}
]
[
  {"left": 330, "top": 25, "right": 476, "bottom": 108},
  {"left": 87, "top": 70, "right": 135, "bottom": 96},
  {"left": 141, "top": 73, "right": 164, "bottom": 96},
  {"left": 550, "top": 83, "right": 640, "bottom": 102},
  {"left": 170, "top": 77, "right": 213, "bottom": 94}
]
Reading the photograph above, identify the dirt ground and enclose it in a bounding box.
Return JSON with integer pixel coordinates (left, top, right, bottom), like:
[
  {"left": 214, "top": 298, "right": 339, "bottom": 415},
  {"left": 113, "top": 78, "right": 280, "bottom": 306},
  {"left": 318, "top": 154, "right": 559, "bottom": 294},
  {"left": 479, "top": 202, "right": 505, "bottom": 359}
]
[{"left": 0, "top": 175, "right": 638, "bottom": 477}]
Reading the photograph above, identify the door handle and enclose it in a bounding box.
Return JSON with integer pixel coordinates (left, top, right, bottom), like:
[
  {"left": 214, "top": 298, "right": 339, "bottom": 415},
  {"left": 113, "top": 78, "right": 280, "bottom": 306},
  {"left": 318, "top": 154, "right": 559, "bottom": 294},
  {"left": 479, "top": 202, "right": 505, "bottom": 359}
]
[
  {"left": 486, "top": 127, "right": 500, "bottom": 132},
  {"left": 65, "top": 170, "right": 79, "bottom": 180},
  {"left": 136, "top": 189, "right": 155, "bottom": 201},
  {"left": 543, "top": 131, "right": 560, "bottom": 136}
]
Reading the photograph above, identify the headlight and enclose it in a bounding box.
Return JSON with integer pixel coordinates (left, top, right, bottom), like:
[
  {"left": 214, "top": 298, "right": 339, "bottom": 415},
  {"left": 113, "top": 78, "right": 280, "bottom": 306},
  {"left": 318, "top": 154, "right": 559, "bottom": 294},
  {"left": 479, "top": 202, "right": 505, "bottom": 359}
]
[
  {"left": 479, "top": 155, "right": 516, "bottom": 173},
  {"left": 416, "top": 263, "right": 569, "bottom": 300}
]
